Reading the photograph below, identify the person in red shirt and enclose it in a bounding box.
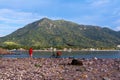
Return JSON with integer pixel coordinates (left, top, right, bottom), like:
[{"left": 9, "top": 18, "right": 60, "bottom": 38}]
[
  {"left": 50, "top": 51, "right": 62, "bottom": 58},
  {"left": 56, "top": 51, "right": 62, "bottom": 58},
  {"left": 29, "top": 48, "right": 33, "bottom": 57}
]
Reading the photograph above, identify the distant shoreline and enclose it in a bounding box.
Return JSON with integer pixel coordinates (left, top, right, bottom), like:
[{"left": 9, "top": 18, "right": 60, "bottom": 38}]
[{"left": 11, "top": 49, "right": 120, "bottom": 52}]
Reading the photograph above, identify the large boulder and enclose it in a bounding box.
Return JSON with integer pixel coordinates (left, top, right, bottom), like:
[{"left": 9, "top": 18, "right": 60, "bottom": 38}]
[{"left": 71, "top": 59, "right": 83, "bottom": 66}]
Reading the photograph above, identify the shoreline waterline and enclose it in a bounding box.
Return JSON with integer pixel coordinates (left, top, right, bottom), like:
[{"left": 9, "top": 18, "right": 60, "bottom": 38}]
[
  {"left": 9, "top": 49, "right": 120, "bottom": 52},
  {"left": 0, "top": 50, "right": 120, "bottom": 59}
]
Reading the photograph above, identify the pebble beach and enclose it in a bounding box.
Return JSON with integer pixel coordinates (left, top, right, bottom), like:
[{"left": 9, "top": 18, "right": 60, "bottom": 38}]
[{"left": 0, "top": 58, "right": 120, "bottom": 80}]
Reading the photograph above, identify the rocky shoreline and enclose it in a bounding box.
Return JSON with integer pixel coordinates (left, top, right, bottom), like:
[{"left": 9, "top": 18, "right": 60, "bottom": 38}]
[
  {"left": 0, "top": 48, "right": 12, "bottom": 54},
  {"left": 0, "top": 58, "right": 120, "bottom": 80}
]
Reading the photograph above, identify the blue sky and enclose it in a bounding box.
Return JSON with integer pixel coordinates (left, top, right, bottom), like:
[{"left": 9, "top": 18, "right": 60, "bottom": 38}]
[{"left": 0, "top": 0, "right": 120, "bottom": 37}]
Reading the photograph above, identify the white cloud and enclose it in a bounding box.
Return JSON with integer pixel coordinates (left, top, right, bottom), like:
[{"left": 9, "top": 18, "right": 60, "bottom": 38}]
[
  {"left": 0, "top": 8, "right": 44, "bottom": 37},
  {"left": 114, "top": 19, "right": 120, "bottom": 24},
  {"left": 0, "top": 0, "right": 52, "bottom": 8},
  {"left": 89, "top": 0, "right": 110, "bottom": 7},
  {"left": 112, "top": 19, "right": 120, "bottom": 31},
  {"left": 0, "top": 8, "right": 67, "bottom": 37},
  {"left": 0, "top": 9, "right": 43, "bottom": 24},
  {"left": 71, "top": 15, "right": 105, "bottom": 27},
  {"left": 115, "top": 26, "right": 120, "bottom": 31},
  {"left": 0, "top": 24, "right": 19, "bottom": 37},
  {"left": 112, "top": 8, "right": 120, "bottom": 17}
]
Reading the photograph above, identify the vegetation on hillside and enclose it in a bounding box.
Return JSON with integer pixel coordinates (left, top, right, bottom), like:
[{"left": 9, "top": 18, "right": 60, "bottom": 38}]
[{"left": 0, "top": 18, "right": 120, "bottom": 49}]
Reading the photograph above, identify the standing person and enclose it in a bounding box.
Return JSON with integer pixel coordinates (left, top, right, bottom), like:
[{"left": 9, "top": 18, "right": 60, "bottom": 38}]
[{"left": 29, "top": 48, "right": 33, "bottom": 57}]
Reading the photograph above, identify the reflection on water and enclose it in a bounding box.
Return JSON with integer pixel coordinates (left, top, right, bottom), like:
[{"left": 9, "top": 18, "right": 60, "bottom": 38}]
[{"left": 1, "top": 51, "right": 120, "bottom": 59}]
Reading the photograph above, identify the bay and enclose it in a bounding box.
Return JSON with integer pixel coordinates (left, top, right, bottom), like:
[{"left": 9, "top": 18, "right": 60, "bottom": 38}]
[{"left": 1, "top": 50, "right": 120, "bottom": 59}]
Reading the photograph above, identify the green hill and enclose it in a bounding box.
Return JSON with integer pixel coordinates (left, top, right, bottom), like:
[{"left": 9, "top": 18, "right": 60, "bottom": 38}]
[{"left": 0, "top": 18, "right": 120, "bottom": 49}]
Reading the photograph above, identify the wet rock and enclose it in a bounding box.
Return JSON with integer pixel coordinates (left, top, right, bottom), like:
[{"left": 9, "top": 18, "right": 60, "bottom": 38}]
[{"left": 71, "top": 59, "right": 83, "bottom": 66}]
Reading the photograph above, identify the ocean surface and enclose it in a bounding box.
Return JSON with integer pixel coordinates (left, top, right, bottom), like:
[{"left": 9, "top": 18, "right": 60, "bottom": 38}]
[{"left": 0, "top": 50, "right": 120, "bottom": 59}]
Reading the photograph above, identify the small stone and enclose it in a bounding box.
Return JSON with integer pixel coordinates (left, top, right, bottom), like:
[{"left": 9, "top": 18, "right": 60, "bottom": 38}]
[
  {"left": 93, "top": 57, "right": 98, "bottom": 60},
  {"left": 81, "top": 74, "right": 88, "bottom": 79},
  {"left": 88, "top": 61, "right": 93, "bottom": 65}
]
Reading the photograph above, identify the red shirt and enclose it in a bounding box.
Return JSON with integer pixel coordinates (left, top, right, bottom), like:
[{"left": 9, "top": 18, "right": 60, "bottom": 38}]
[
  {"left": 29, "top": 48, "right": 33, "bottom": 55},
  {"left": 56, "top": 51, "right": 62, "bottom": 56}
]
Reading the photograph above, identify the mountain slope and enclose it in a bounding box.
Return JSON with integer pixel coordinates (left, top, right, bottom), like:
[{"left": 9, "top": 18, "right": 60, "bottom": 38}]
[{"left": 0, "top": 18, "right": 120, "bottom": 49}]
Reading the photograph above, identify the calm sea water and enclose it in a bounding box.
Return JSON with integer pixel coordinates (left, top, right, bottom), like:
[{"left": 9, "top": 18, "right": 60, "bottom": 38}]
[{"left": 1, "top": 50, "right": 120, "bottom": 59}]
